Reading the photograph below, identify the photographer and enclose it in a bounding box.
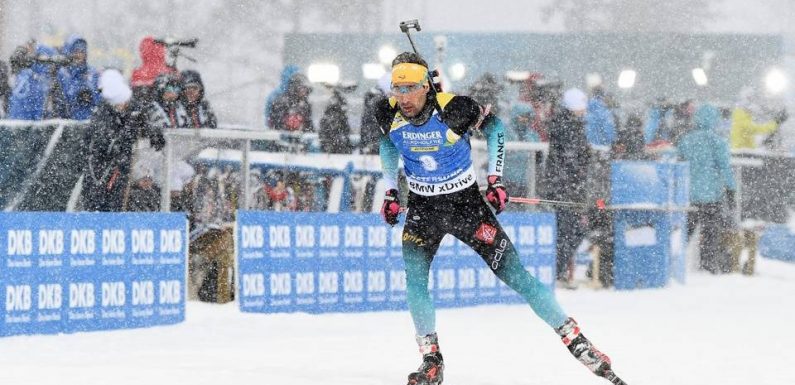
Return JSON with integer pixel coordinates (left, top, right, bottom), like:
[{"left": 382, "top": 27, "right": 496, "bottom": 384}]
[
  {"left": 82, "top": 69, "right": 165, "bottom": 212},
  {"left": 54, "top": 35, "right": 101, "bottom": 120},
  {"left": 131, "top": 36, "right": 177, "bottom": 104},
  {"left": 7, "top": 41, "right": 59, "bottom": 120}
]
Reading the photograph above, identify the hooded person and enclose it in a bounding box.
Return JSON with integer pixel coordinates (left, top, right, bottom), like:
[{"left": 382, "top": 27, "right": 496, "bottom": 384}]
[
  {"left": 180, "top": 70, "right": 217, "bottom": 128},
  {"left": 269, "top": 73, "right": 313, "bottom": 132},
  {"left": 677, "top": 104, "right": 737, "bottom": 273},
  {"left": 131, "top": 36, "right": 177, "bottom": 103},
  {"left": 542, "top": 87, "right": 591, "bottom": 286},
  {"left": 8, "top": 43, "right": 58, "bottom": 120},
  {"left": 264, "top": 65, "right": 300, "bottom": 128},
  {"left": 54, "top": 34, "right": 101, "bottom": 120}
]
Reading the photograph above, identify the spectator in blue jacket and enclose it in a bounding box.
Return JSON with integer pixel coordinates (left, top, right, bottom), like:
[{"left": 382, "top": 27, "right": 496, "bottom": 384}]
[
  {"left": 8, "top": 43, "right": 58, "bottom": 120},
  {"left": 585, "top": 86, "right": 616, "bottom": 147},
  {"left": 55, "top": 34, "right": 101, "bottom": 120},
  {"left": 677, "top": 104, "right": 737, "bottom": 274},
  {"left": 264, "top": 65, "right": 300, "bottom": 129}
]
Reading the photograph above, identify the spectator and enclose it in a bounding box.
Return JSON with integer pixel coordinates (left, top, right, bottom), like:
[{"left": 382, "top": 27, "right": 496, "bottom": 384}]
[
  {"left": 503, "top": 103, "right": 538, "bottom": 199},
  {"left": 612, "top": 112, "right": 647, "bottom": 160},
  {"left": 677, "top": 104, "right": 737, "bottom": 274},
  {"left": 82, "top": 69, "right": 164, "bottom": 211},
  {"left": 542, "top": 88, "right": 591, "bottom": 287},
  {"left": 131, "top": 36, "right": 177, "bottom": 104},
  {"left": 730, "top": 87, "right": 787, "bottom": 150},
  {"left": 264, "top": 64, "right": 300, "bottom": 128},
  {"left": 359, "top": 74, "right": 390, "bottom": 155},
  {"left": 8, "top": 42, "right": 58, "bottom": 120},
  {"left": 670, "top": 99, "right": 695, "bottom": 144},
  {"left": 269, "top": 73, "right": 313, "bottom": 132},
  {"left": 150, "top": 73, "right": 187, "bottom": 128},
  {"left": 180, "top": 70, "right": 217, "bottom": 128},
  {"left": 319, "top": 85, "right": 354, "bottom": 154},
  {"left": 643, "top": 98, "right": 675, "bottom": 144},
  {"left": 585, "top": 86, "right": 616, "bottom": 147},
  {"left": 468, "top": 72, "right": 504, "bottom": 117},
  {"left": 54, "top": 34, "right": 101, "bottom": 120},
  {"left": 519, "top": 73, "right": 560, "bottom": 141},
  {"left": 0, "top": 60, "right": 10, "bottom": 117}
]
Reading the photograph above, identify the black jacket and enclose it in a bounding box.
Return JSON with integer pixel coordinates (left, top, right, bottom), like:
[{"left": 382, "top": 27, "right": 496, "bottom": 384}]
[
  {"left": 542, "top": 108, "right": 591, "bottom": 203},
  {"left": 83, "top": 99, "right": 164, "bottom": 211},
  {"left": 0, "top": 60, "right": 10, "bottom": 117}
]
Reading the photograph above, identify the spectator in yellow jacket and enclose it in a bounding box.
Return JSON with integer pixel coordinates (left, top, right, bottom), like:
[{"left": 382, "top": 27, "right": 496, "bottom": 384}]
[{"left": 730, "top": 88, "right": 787, "bottom": 149}]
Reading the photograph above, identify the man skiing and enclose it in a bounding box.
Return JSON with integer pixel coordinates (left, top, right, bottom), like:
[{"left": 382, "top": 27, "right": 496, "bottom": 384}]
[{"left": 375, "top": 52, "right": 624, "bottom": 385}]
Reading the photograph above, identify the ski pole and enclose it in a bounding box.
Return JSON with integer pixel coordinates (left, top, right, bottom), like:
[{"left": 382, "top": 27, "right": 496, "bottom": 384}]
[{"left": 508, "top": 196, "right": 607, "bottom": 210}]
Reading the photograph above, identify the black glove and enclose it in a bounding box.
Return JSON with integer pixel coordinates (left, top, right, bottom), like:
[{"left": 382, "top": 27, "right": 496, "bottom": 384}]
[
  {"left": 726, "top": 190, "right": 736, "bottom": 209},
  {"left": 380, "top": 189, "right": 401, "bottom": 226}
]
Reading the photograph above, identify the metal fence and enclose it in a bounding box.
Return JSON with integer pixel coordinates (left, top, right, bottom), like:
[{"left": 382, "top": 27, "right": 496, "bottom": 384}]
[{"left": 2, "top": 120, "right": 794, "bottom": 224}]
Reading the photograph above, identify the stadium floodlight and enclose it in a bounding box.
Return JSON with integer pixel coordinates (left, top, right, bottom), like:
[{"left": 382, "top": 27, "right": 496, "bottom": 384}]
[
  {"left": 692, "top": 68, "right": 708, "bottom": 87},
  {"left": 378, "top": 46, "right": 397, "bottom": 65},
  {"left": 449, "top": 63, "right": 466, "bottom": 81},
  {"left": 765, "top": 68, "right": 787, "bottom": 95},
  {"left": 307, "top": 63, "right": 340, "bottom": 85},
  {"left": 362, "top": 63, "right": 386, "bottom": 80},
  {"left": 617, "top": 69, "right": 636, "bottom": 89},
  {"left": 506, "top": 70, "right": 531, "bottom": 82},
  {"left": 586, "top": 72, "right": 603, "bottom": 89}
]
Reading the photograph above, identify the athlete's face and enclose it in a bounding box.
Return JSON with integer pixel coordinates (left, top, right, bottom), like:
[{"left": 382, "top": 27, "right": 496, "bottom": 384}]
[{"left": 392, "top": 82, "right": 430, "bottom": 118}]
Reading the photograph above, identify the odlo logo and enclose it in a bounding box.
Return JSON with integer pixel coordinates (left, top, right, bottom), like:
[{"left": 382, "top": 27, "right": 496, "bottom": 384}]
[{"left": 490, "top": 238, "right": 509, "bottom": 270}]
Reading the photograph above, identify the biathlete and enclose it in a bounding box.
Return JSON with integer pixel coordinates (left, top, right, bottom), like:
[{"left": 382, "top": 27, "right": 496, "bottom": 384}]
[{"left": 375, "top": 52, "right": 624, "bottom": 385}]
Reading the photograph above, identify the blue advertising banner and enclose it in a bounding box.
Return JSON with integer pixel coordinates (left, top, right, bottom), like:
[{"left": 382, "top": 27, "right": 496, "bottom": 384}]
[
  {"left": 237, "top": 211, "right": 556, "bottom": 314},
  {"left": 0, "top": 212, "right": 187, "bottom": 337}
]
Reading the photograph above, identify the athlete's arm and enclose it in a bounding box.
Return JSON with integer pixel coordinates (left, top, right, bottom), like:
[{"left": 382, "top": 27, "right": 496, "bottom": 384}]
[
  {"left": 482, "top": 115, "right": 506, "bottom": 177},
  {"left": 380, "top": 136, "right": 400, "bottom": 190},
  {"left": 441, "top": 95, "right": 506, "bottom": 177}
]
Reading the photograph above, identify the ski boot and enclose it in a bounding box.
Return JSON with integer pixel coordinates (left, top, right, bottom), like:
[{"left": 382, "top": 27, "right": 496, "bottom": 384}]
[
  {"left": 556, "top": 318, "right": 628, "bottom": 384},
  {"left": 407, "top": 333, "right": 444, "bottom": 385}
]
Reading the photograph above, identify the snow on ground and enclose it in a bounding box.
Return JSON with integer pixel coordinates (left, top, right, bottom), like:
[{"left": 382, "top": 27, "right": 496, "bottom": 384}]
[{"left": 2, "top": 257, "right": 794, "bottom": 385}]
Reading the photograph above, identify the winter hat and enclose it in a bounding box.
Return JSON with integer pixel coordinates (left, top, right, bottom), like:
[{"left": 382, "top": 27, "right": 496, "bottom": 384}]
[
  {"left": 99, "top": 69, "right": 132, "bottom": 105},
  {"left": 562, "top": 88, "right": 588, "bottom": 112}
]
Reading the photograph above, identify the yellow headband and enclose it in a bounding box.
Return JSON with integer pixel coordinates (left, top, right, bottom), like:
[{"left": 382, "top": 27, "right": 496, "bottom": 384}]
[{"left": 391, "top": 63, "right": 428, "bottom": 85}]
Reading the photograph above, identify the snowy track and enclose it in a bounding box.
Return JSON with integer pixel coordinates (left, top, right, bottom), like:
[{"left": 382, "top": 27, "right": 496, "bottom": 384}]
[{"left": 2, "top": 258, "right": 794, "bottom": 385}]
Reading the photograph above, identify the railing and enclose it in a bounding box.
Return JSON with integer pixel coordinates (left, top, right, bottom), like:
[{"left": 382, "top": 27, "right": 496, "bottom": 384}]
[{"left": 2, "top": 120, "right": 794, "bottom": 223}]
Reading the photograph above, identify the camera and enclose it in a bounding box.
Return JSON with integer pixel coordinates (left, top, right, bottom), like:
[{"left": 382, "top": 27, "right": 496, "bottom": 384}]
[
  {"left": 153, "top": 37, "right": 199, "bottom": 48},
  {"left": 323, "top": 81, "right": 358, "bottom": 94},
  {"left": 153, "top": 37, "right": 199, "bottom": 68}
]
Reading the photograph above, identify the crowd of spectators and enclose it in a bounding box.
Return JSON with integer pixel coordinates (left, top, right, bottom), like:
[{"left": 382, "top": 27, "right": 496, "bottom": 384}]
[{"left": 2, "top": 34, "right": 791, "bottom": 293}]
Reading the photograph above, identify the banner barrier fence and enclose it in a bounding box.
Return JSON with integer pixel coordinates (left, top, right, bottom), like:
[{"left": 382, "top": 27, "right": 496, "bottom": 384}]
[
  {"left": 237, "top": 211, "right": 557, "bottom": 314},
  {"left": 1, "top": 212, "right": 188, "bottom": 337}
]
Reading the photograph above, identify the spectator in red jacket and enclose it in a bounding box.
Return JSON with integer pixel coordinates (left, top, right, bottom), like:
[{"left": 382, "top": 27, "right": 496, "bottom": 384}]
[{"left": 131, "top": 36, "right": 176, "bottom": 104}]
